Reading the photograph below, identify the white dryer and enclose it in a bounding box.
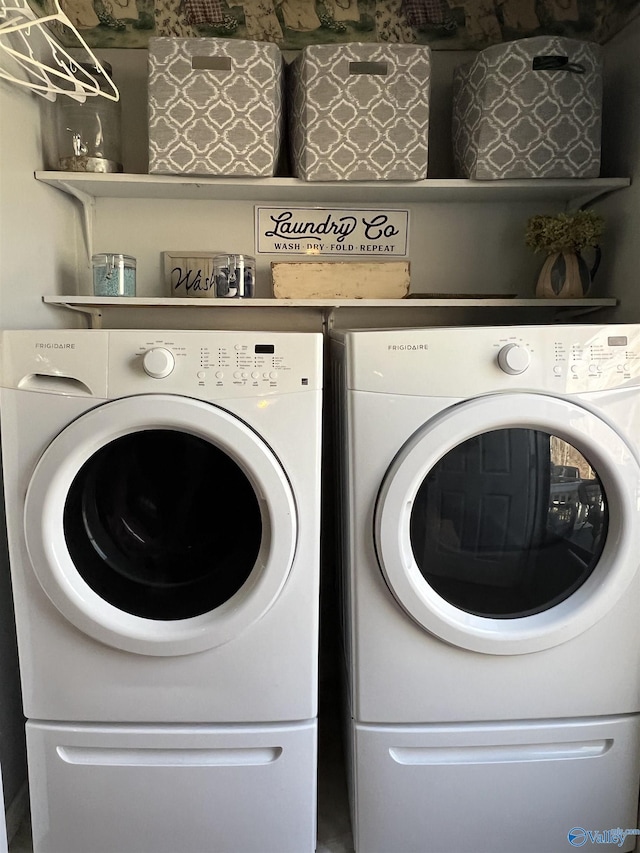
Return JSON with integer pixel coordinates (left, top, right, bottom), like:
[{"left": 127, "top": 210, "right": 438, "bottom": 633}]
[
  {"left": 331, "top": 324, "right": 640, "bottom": 853},
  {"left": 0, "top": 328, "right": 322, "bottom": 853}
]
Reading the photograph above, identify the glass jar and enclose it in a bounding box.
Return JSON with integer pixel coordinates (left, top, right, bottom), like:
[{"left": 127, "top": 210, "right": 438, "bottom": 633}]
[
  {"left": 92, "top": 254, "right": 136, "bottom": 297},
  {"left": 213, "top": 254, "right": 256, "bottom": 298},
  {"left": 56, "top": 63, "right": 123, "bottom": 173}
]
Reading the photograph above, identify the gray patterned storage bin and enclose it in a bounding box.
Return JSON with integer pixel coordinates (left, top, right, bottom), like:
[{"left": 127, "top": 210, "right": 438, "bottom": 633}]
[
  {"left": 452, "top": 37, "right": 602, "bottom": 180},
  {"left": 148, "top": 37, "right": 283, "bottom": 177},
  {"left": 288, "top": 43, "right": 431, "bottom": 182}
]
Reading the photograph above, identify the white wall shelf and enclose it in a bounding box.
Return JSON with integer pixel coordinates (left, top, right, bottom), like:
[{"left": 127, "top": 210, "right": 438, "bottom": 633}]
[
  {"left": 37, "top": 173, "right": 627, "bottom": 330},
  {"left": 34, "top": 172, "right": 631, "bottom": 209},
  {"left": 43, "top": 295, "right": 619, "bottom": 330}
]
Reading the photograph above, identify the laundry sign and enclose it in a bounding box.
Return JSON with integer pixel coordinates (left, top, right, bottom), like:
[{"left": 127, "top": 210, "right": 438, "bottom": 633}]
[{"left": 255, "top": 207, "right": 409, "bottom": 256}]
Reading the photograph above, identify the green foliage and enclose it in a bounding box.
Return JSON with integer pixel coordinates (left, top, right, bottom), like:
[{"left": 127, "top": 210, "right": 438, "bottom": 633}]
[
  {"left": 317, "top": 2, "right": 347, "bottom": 32},
  {"left": 525, "top": 210, "right": 604, "bottom": 254},
  {"left": 353, "top": 14, "right": 375, "bottom": 32},
  {"left": 132, "top": 11, "right": 154, "bottom": 29}
]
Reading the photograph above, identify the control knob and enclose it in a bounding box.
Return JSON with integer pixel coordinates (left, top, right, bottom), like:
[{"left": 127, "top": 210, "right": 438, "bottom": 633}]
[
  {"left": 143, "top": 347, "right": 175, "bottom": 379},
  {"left": 497, "top": 343, "right": 531, "bottom": 375}
]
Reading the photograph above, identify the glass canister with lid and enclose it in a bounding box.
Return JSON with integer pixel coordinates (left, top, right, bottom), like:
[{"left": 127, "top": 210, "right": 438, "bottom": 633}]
[
  {"left": 213, "top": 255, "right": 256, "bottom": 298},
  {"left": 56, "top": 63, "right": 123, "bottom": 173},
  {"left": 92, "top": 254, "right": 136, "bottom": 296}
]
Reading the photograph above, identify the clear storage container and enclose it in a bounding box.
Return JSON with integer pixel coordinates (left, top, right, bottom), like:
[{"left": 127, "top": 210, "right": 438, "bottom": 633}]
[
  {"left": 92, "top": 254, "right": 136, "bottom": 297},
  {"left": 214, "top": 255, "right": 255, "bottom": 298},
  {"left": 56, "top": 63, "right": 123, "bottom": 173}
]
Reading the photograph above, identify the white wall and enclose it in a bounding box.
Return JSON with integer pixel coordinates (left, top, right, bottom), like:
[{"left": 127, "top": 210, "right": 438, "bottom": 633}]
[
  {"left": 598, "top": 15, "right": 640, "bottom": 322},
  {"left": 0, "top": 76, "right": 83, "bottom": 330}
]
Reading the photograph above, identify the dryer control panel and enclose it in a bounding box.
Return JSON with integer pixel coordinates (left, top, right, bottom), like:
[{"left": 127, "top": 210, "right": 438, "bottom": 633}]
[
  {"left": 111, "top": 331, "right": 323, "bottom": 398},
  {"left": 0, "top": 330, "right": 323, "bottom": 399},
  {"left": 338, "top": 323, "right": 640, "bottom": 396}
]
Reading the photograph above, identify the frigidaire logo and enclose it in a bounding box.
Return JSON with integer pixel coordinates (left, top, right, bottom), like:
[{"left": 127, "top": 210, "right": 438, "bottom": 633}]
[
  {"left": 387, "top": 344, "right": 429, "bottom": 351},
  {"left": 35, "top": 343, "right": 75, "bottom": 349}
]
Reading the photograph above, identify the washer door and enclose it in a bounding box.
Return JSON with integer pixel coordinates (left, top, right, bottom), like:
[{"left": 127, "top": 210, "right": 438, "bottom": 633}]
[
  {"left": 24, "top": 395, "right": 297, "bottom": 656},
  {"left": 374, "top": 393, "right": 640, "bottom": 655}
]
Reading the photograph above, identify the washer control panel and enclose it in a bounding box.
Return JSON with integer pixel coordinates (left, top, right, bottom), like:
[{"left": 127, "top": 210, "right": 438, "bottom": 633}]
[
  {"left": 490, "top": 329, "right": 640, "bottom": 388},
  {"left": 109, "top": 331, "right": 323, "bottom": 398},
  {"left": 342, "top": 324, "right": 640, "bottom": 396}
]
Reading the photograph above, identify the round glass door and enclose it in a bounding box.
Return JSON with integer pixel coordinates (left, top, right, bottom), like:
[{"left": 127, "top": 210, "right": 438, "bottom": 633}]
[
  {"left": 63, "top": 429, "right": 262, "bottom": 621},
  {"left": 25, "top": 395, "right": 297, "bottom": 656},
  {"left": 409, "top": 429, "right": 608, "bottom": 619},
  {"left": 375, "top": 393, "right": 640, "bottom": 654}
]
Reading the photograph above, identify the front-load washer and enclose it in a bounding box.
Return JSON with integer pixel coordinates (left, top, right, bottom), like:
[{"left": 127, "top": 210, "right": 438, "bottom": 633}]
[
  {"left": 330, "top": 324, "right": 640, "bottom": 853},
  {"left": 0, "top": 328, "right": 323, "bottom": 853}
]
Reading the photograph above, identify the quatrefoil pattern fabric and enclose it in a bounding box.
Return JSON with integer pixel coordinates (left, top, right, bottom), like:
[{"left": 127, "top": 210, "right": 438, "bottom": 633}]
[
  {"left": 452, "top": 36, "right": 602, "bottom": 180},
  {"left": 148, "top": 37, "right": 283, "bottom": 177},
  {"left": 289, "top": 43, "right": 431, "bottom": 181}
]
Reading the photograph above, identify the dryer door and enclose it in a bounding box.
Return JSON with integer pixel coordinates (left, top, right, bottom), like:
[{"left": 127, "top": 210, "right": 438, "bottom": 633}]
[
  {"left": 374, "top": 392, "right": 640, "bottom": 655},
  {"left": 24, "top": 395, "right": 297, "bottom": 656}
]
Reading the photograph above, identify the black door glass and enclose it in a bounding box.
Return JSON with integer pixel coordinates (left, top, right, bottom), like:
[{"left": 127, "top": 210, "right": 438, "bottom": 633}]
[
  {"left": 64, "top": 429, "right": 262, "bottom": 620},
  {"left": 409, "top": 429, "right": 608, "bottom": 618}
]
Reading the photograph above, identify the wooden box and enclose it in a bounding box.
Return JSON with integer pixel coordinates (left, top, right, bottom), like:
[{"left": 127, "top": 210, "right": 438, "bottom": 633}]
[{"left": 271, "top": 261, "right": 410, "bottom": 299}]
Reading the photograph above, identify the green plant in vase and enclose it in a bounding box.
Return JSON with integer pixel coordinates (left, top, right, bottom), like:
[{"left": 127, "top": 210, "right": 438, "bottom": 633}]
[{"left": 525, "top": 210, "right": 604, "bottom": 298}]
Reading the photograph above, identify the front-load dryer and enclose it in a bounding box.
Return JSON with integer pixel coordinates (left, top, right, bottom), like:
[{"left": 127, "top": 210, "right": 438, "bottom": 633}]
[
  {"left": 330, "top": 324, "right": 640, "bottom": 853},
  {"left": 0, "top": 328, "right": 323, "bottom": 853}
]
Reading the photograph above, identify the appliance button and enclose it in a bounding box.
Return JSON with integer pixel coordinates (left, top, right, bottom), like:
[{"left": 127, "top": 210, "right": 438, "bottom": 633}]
[
  {"left": 269, "top": 371, "right": 278, "bottom": 380},
  {"left": 142, "top": 347, "right": 175, "bottom": 379},
  {"left": 215, "top": 371, "right": 224, "bottom": 379},
  {"left": 251, "top": 371, "right": 260, "bottom": 379},
  {"left": 197, "top": 371, "right": 206, "bottom": 380}
]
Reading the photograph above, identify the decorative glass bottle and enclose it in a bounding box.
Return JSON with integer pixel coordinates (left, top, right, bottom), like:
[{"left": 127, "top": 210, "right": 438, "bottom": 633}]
[{"left": 56, "top": 63, "right": 123, "bottom": 173}]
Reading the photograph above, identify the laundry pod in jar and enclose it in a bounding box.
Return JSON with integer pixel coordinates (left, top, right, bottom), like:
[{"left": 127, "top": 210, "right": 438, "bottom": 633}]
[{"left": 56, "top": 62, "right": 123, "bottom": 173}]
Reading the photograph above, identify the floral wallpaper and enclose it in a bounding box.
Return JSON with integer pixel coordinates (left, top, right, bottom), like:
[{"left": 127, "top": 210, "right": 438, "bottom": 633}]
[{"left": 30, "top": 0, "right": 640, "bottom": 49}]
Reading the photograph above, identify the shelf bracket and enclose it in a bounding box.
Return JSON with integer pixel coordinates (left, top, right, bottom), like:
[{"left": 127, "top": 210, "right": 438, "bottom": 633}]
[
  {"left": 53, "top": 301, "right": 103, "bottom": 328},
  {"left": 565, "top": 186, "right": 627, "bottom": 213},
  {"left": 322, "top": 307, "right": 337, "bottom": 333},
  {"left": 53, "top": 180, "right": 95, "bottom": 261},
  {"left": 553, "top": 303, "right": 615, "bottom": 321}
]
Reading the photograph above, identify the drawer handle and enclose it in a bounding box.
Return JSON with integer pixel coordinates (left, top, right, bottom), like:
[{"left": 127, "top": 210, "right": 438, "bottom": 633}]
[
  {"left": 17, "top": 373, "right": 92, "bottom": 396},
  {"left": 57, "top": 745, "right": 283, "bottom": 767},
  {"left": 389, "top": 739, "right": 612, "bottom": 765}
]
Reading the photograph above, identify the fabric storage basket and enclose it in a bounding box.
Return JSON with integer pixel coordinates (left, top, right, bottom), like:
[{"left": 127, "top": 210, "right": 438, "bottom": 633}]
[
  {"left": 288, "top": 43, "right": 431, "bottom": 182},
  {"left": 452, "top": 37, "right": 602, "bottom": 180},
  {"left": 148, "top": 37, "right": 283, "bottom": 177}
]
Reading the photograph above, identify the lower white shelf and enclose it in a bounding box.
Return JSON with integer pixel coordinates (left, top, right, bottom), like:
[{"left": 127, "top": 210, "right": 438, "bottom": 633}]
[
  {"left": 44, "top": 295, "right": 618, "bottom": 309},
  {"left": 42, "top": 295, "right": 618, "bottom": 330}
]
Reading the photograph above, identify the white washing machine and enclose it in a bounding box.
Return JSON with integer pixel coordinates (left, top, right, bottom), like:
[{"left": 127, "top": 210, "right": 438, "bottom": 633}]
[
  {"left": 0, "top": 328, "right": 323, "bottom": 853},
  {"left": 331, "top": 324, "right": 640, "bottom": 853}
]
